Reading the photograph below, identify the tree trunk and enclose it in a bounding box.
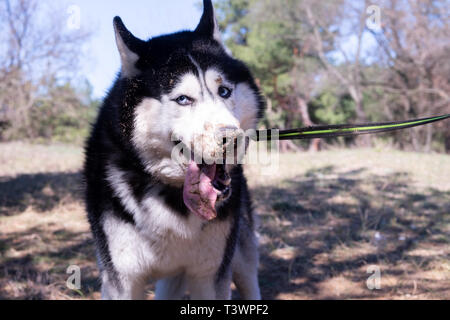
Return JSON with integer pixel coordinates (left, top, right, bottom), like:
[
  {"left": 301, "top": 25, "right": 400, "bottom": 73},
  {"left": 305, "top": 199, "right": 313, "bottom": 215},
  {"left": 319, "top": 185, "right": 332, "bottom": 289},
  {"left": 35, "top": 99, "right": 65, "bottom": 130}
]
[
  {"left": 352, "top": 96, "right": 372, "bottom": 148},
  {"left": 445, "top": 122, "right": 450, "bottom": 154},
  {"left": 424, "top": 125, "right": 432, "bottom": 153},
  {"left": 410, "top": 129, "right": 420, "bottom": 152},
  {"left": 296, "top": 96, "right": 321, "bottom": 152},
  {"left": 280, "top": 140, "right": 302, "bottom": 153}
]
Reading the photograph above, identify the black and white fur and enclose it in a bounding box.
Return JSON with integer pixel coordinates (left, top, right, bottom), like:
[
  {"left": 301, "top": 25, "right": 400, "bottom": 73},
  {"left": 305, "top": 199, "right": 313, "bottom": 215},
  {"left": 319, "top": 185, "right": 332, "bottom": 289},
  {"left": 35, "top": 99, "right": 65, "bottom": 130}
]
[{"left": 84, "top": 0, "right": 264, "bottom": 300}]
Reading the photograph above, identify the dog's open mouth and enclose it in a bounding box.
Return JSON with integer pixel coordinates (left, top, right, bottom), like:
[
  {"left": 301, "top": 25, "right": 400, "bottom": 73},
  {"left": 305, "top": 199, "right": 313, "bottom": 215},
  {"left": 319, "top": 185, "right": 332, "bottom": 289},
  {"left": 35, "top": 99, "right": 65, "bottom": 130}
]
[{"left": 183, "top": 161, "right": 231, "bottom": 221}]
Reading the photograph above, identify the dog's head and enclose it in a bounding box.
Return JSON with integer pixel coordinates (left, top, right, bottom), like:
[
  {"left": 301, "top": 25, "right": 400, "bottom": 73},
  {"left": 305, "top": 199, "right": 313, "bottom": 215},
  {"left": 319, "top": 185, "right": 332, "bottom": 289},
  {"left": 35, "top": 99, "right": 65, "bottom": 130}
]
[{"left": 112, "top": 0, "right": 264, "bottom": 220}]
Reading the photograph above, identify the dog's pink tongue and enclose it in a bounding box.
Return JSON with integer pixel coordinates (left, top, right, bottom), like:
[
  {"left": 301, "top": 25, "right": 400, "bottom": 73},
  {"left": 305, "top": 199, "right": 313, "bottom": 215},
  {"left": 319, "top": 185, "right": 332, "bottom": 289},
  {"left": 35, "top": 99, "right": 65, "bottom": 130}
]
[{"left": 183, "top": 161, "right": 218, "bottom": 221}]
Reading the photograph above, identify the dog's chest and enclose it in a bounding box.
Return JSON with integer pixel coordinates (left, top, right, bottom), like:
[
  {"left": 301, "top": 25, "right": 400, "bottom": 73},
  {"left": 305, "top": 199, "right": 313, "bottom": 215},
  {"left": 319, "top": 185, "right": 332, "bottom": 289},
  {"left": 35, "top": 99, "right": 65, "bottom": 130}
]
[
  {"left": 146, "top": 220, "right": 231, "bottom": 278},
  {"left": 103, "top": 201, "right": 232, "bottom": 279}
]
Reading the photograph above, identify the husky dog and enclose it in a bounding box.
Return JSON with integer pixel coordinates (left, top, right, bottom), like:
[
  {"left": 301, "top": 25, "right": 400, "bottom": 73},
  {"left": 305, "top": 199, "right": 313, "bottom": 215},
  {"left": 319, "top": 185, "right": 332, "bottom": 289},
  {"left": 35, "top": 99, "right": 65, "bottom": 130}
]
[{"left": 84, "top": 0, "right": 264, "bottom": 300}]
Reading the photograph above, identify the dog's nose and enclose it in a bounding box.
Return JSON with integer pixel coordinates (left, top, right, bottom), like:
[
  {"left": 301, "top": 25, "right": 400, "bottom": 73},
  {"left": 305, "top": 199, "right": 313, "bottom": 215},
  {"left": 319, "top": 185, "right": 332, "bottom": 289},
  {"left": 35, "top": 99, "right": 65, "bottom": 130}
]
[{"left": 215, "top": 126, "right": 240, "bottom": 148}]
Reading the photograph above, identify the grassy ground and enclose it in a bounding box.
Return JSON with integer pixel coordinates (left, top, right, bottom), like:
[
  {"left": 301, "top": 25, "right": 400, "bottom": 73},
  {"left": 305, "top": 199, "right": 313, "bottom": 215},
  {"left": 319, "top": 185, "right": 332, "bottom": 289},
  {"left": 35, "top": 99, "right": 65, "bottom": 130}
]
[{"left": 0, "top": 142, "right": 449, "bottom": 300}]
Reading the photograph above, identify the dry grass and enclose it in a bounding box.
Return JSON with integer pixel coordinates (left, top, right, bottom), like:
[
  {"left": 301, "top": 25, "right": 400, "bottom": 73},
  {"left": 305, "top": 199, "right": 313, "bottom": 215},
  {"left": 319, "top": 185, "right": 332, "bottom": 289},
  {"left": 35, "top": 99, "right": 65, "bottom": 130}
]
[{"left": 1, "top": 142, "right": 449, "bottom": 300}]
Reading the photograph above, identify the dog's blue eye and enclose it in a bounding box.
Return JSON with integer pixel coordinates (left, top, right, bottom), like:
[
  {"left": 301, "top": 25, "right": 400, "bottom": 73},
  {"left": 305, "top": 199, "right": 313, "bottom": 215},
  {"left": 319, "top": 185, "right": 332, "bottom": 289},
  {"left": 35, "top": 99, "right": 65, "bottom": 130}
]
[
  {"left": 175, "top": 95, "right": 193, "bottom": 106},
  {"left": 218, "top": 86, "right": 232, "bottom": 99}
]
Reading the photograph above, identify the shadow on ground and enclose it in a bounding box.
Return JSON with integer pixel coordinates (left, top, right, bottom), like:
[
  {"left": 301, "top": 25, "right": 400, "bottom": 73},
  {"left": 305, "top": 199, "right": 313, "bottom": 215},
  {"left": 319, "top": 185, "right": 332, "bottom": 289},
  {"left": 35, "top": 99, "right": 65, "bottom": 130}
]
[
  {"left": 0, "top": 171, "right": 97, "bottom": 299},
  {"left": 0, "top": 172, "right": 83, "bottom": 216},
  {"left": 1, "top": 167, "right": 449, "bottom": 299},
  {"left": 253, "top": 167, "right": 450, "bottom": 299},
  {"left": 0, "top": 227, "right": 98, "bottom": 300}
]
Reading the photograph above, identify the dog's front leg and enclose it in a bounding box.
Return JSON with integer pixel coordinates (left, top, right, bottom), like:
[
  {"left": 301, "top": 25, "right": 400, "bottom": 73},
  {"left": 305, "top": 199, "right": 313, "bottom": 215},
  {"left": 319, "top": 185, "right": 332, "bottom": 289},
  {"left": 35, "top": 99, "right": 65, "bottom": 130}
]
[
  {"left": 232, "top": 235, "right": 261, "bottom": 300},
  {"left": 155, "top": 273, "right": 187, "bottom": 300},
  {"left": 187, "top": 275, "right": 226, "bottom": 300},
  {"left": 101, "top": 271, "right": 146, "bottom": 300}
]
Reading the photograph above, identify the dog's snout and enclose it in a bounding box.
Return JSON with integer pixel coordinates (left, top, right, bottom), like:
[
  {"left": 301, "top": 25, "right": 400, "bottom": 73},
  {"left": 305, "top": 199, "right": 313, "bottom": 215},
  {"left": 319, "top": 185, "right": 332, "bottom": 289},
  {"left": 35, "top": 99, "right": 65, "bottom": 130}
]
[
  {"left": 216, "top": 126, "right": 240, "bottom": 147},
  {"left": 219, "top": 125, "right": 239, "bottom": 132},
  {"left": 217, "top": 126, "right": 239, "bottom": 136}
]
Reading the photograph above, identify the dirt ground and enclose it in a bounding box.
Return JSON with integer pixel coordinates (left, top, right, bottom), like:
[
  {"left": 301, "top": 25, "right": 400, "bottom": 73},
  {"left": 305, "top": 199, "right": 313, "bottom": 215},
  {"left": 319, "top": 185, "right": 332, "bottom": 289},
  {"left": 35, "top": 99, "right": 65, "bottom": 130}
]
[{"left": 0, "top": 142, "right": 449, "bottom": 300}]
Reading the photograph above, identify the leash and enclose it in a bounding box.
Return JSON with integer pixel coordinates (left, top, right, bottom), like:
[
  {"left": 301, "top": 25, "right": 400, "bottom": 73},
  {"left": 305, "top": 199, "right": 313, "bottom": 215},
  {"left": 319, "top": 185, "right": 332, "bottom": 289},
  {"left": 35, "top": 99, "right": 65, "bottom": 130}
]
[{"left": 255, "top": 114, "right": 450, "bottom": 141}]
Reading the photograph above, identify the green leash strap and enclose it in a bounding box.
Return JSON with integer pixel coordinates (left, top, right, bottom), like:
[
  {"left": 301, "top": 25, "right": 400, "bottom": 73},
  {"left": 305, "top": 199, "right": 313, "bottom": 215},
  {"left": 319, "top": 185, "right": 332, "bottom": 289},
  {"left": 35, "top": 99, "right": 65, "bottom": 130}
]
[{"left": 255, "top": 114, "right": 450, "bottom": 141}]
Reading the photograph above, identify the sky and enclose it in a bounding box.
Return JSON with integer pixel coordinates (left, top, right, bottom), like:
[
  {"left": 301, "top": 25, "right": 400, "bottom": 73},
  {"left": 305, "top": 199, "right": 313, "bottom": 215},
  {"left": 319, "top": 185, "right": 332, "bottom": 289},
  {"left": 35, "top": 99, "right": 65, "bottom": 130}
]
[
  {"left": 65, "top": 0, "right": 202, "bottom": 98},
  {"left": 58, "top": 0, "right": 376, "bottom": 99}
]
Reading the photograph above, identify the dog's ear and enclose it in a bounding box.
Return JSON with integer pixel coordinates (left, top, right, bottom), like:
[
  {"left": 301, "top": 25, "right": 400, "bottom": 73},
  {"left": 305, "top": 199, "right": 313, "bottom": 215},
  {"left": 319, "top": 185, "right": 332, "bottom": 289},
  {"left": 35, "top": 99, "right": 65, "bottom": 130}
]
[
  {"left": 113, "top": 17, "right": 146, "bottom": 78},
  {"left": 195, "top": 0, "right": 221, "bottom": 42}
]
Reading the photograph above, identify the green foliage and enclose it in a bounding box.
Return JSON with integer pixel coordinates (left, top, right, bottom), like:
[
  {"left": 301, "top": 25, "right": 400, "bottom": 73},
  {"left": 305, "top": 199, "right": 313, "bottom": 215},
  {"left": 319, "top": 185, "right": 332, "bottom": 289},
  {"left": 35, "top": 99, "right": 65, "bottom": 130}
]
[
  {"left": 214, "top": 0, "right": 450, "bottom": 153},
  {"left": 29, "top": 81, "right": 99, "bottom": 144},
  {"left": 311, "top": 91, "right": 356, "bottom": 125},
  {"left": 214, "top": 0, "right": 344, "bottom": 131}
]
